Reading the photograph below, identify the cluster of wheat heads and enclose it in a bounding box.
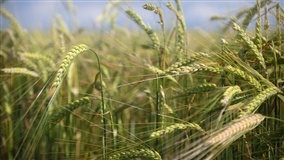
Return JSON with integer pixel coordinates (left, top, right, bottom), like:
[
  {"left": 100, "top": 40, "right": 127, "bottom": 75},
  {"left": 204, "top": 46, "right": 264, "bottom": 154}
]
[
  {"left": 1, "top": 0, "right": 283, "bottom": 160},
  {"left": 122, "top": 0, "right": 283, "bottom": 159}
]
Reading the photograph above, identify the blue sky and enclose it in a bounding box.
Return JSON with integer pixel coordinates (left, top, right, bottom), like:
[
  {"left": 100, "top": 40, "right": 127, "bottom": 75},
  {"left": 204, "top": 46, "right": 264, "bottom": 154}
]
[{"left": 0, "top": 0, "right": 282, "bottom": 31}]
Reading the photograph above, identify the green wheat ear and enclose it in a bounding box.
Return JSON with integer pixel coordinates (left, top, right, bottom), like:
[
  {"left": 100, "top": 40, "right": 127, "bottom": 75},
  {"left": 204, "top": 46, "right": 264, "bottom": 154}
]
[
  {"left": 239, "top": 87, "right": 281, "bottom": 117},
  {"left": 241, "top": 0, "right": 272, "bottom": 30},
  {"left": 23, "top": 53, "right": 56, "bottom": 69},
  {"left": 52, "top": 44, "right": 89, "bottom": 88},
  {"left": 1, "top": 67, "right": 39, "bottom": 77},
  {"left": 183, "top": 83, "right": 217, "bottom": 95},
  {"left": 220, "top": 85, "right": 242, "bottom": 106},
  {"left": 165, "top": 52, "right": 210, "bottom": 73},
  {"left": 150, "top": 123, "right": 204, "bottom": 138},
  {"left": 48, "top": 96, "right": 90, "bottom": 128},
  {"left": 143, "top": 3, "right": 164, "bottom": 31},
  {"left": 166, "top": 63, "right": 223, "bottom": 75},
  {"left": 147, "top": 64, "right": 178, "bottom": 83},
  {"left": 125, "top": 9, "right": 160, "bottom": 49},
  {"left": 224, "top": 65, "right": 263, "bottom": 91},
  {"left": 232, "top": 22, "right": 266, "bottom": 69},
  {"left": 166, "top": 1, "right": 187, "bottom": 57},
  {"left": 106, "top": 148, "right": 162, "bottom": 160}
]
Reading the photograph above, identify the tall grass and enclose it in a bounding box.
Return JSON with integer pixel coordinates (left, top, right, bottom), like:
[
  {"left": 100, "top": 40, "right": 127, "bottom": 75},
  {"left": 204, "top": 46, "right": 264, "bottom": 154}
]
[{"left": 0, "top": 0, "right": 283, "bottom": 159}]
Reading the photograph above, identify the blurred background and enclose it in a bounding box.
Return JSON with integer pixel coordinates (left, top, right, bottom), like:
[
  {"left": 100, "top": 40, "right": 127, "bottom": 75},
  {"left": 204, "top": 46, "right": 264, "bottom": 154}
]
[{"left": 0, "top": 0, "right": 282, "bottom": 31}]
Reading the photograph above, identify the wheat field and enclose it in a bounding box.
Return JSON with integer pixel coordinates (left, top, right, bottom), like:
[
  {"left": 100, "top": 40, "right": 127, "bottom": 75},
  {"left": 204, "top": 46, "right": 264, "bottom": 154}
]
[{"left": 1, "top": 0, "right": 283, "bottom": 159}]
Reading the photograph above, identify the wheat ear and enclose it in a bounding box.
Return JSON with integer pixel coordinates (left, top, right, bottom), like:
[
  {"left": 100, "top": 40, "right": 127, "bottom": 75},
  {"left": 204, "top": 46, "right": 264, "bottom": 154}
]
[
  {"left": 166, "top": 1, "right": 186, "bottom": 56},
  {"left": 241, "top": 0, "right": 272, "bottom": 30},
  {"left": 20, "top": 56, "right": 38, "bottom": 71},
  {"left": 150, "top": 123, "right": 204, "bottom": 138},
  {"left": 255, "top": 0, "right": 262, "bottom": 51},
  {"left": 220, "top": 86, "right": 242, "bottom": 106},
  {"left": 165, "top": 52, "right": 210, "bottom": 72},
  {"left": 232, "top": 22, "right": 266, "bottom": 69},
  {"left": 166, "top": 2, "right": 185, "bottom": 31},
  {"left": 125, "top": 9, "right": 160, "bottom": 49},
  {"left": 175, "top": 114, "right": 265, "bottom": 160},
  {"left": 182, "top": 83, "right": 217, "bottom": 95},
  {"left": 52, "top": 44, "right": 89, "bottom": 88},
  {"left": 166, "top": 63, "right": 223, "bottom": 75},
  {"left": 239, "top": 87, "right": 280, "bottom": 117},
  {"left": 224, "top": 65, "right": 263, "bottom": 91},
  {"left": 215, "top": 86, "right": 242, "bottom": 127},
  {"left": 2, "top": 67, "right": 39, "bottom": 77},
  {"left": 106, "top": 148, "right": 162, "bottom": 160},
  {"left": 23, "top": 53, "right": 56, "bottom": 69},
  {"left": 147, "top": 64, "right": 178, "bottom": 83},
  {"left": 48, "top": 97, "right": 90, "bottom": 128},
  {"left": 143, "top": 3, "right": 164, "bottom": 31}
]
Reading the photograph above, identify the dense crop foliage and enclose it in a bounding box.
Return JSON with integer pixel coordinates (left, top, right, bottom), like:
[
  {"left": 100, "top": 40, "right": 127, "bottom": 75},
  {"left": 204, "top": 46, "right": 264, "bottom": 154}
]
[{"left": 1, "top": 0, "right": 283, "bottom": 159}]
